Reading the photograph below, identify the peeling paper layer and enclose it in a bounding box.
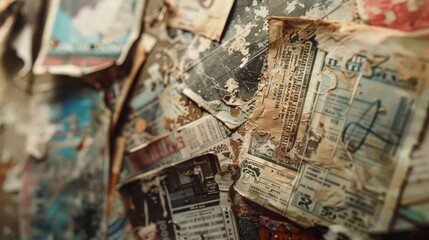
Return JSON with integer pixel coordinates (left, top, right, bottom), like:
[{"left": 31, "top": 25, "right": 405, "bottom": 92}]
[
  {"left": 234, "top": 17, "right": 429, "bottom": 237},
  {"left": 400, "top": 90, "right": 429, "bottom": 206},
  {"left": 181, "top": 0, "right": 355, "bottom": 128}
]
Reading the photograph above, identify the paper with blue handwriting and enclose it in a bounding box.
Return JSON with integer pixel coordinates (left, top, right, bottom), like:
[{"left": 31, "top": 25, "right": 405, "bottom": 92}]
[{"left": 234, "top": 17, "right": 429, "bottom": 238}]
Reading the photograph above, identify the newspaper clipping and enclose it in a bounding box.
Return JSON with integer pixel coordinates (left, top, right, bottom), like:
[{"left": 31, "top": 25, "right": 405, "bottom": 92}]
[
  {"left": 118, "top": 154, "right": 239, "bottom": 240},
  {"left": 127, "top": 115, "right": 235, "bottom": 172},
  {"left": 234, "top": 17, "right": 429, "bottom": 236}
]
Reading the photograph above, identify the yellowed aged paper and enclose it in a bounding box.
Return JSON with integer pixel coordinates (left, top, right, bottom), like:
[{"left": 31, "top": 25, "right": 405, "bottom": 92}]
[
  {"left": 166, "top": 0, "right": 234, "bottom": 41},
  {"left": 234, "top": 17, "right": 429, "bottom": 237}
]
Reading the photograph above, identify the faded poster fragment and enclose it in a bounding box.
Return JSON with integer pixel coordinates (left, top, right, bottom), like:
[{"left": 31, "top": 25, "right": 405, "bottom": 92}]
[
  {"left": 181, "top": 0, "right": 355, "bottom": 128},
  {"left": 356, "top": 0, "right": 429, "bottom": 36},
  {"left": 235, "top": 17, "right": 429, "bottom": 236},
  {"left": 166, "top": 0, "right": 234, "bottom": 41},
  {"left": 127, "top": 115, "right": 234, "bottom": 172},
  {"left": 118, "top": 154, "right": 239, "bottom": 240},
  {"left": 20, "top": 83, "right": 110, "bottom": 239},
  {"left": 34, "top": 0, "right": 145, "bottom": 76}
]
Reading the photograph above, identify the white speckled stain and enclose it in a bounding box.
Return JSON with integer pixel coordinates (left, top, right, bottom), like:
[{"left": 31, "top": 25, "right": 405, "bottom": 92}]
[
  {"left": 407, "top": 0, "right": 421, "bottom": 12},
  {"left": 305, "top": 3, "right": 326, "bottom": 19},
  {"left": 227, "top": 23, "right": 255, "bottom": 68},
  {"left": 225, "top": 78, "right": 239, "bottom": 94},
  {"left": 285, "top": 0, "right": 303, "bottom": 14},
  {"left": 384, "top": 10, "right": 396, "bottom": 25},
  {"left": 254, "top": 6, "right": 268, "bottom": 20}
]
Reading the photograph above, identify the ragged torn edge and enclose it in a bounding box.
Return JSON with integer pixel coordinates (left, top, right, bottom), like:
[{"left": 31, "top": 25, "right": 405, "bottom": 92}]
[
  {"left": 397, "top": 90, "right": 429, "bottom": 215},
  {"left": 234, "top": 16, "right": 309, "bottom": 165},
  {"left": 181, "top": 21, "right": 270, "bottom": 129},
  {"left": 186, "top": 1, "right": 355, "bottom": 129},
  {"left": 183, "top": 87, "right": 251, "bottom": 129},
  {"left": 173, "top": 3, "right": 275, "bottom": 128},
  {"left": 183, "top": 0, "right": 348, "bottom": 77},
  {"left": 373, "top": 95, "right": 429, "bottom": 234},
  {"left": 32, "top": 0, "right": 147, "bottom": 77},
  {"left": 401, "top": 95, "right": 429, "bottom": 207}
]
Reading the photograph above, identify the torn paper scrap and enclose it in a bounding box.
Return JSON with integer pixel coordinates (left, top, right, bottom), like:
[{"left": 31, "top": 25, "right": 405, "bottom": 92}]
[
  {"left": 166, "top": 0, "right": 234, "bottom": 41},
  {"left": 234, "top": 17, "right": 429, "bottom": 237},
  {"left": 127, "top": 115, "right": 234, "bottom": 172},
  {"left": 33, "top": 0, "right": 146, "bottom": 76}
]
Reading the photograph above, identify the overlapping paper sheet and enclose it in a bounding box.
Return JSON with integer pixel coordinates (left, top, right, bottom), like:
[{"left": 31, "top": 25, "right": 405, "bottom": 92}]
[
  {"left": 126, "top": 115, "right": 236, "bottom": 173},
  {"left": 175, "top": 0, "right": 355, "bottom": 129},
  {"left": 234, "top": 17, "right": 429, "bottom": 236},
  {"left": 165, "top": 0, "right": 234, "bottom": 41},
  {"left": 118, "top": 154, "right": 239, "bottom": 240},
  {"left": 33, "top": 0, "right": 145, "bottom": 76},
  {"left": 20, "top": 82, "right": 110, "bottom": 239}
]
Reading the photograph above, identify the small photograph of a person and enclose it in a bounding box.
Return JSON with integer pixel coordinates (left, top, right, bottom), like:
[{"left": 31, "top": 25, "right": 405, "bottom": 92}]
[
  {"left": 165, "top": 154, "right": 221, "bottom": 208},
  {"left": 186, "top": 162, "right": 205, "bottom": 196}
]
